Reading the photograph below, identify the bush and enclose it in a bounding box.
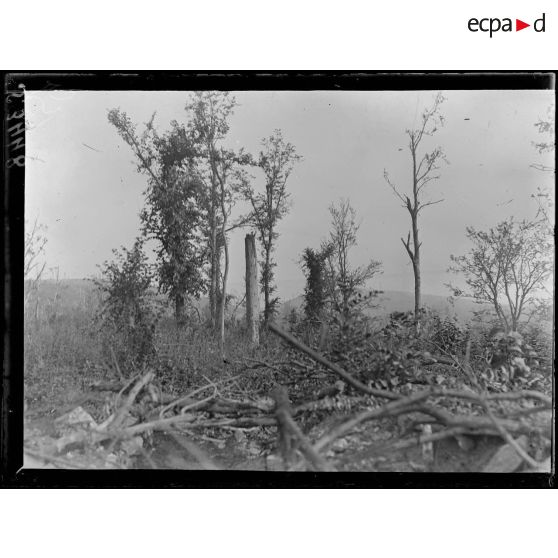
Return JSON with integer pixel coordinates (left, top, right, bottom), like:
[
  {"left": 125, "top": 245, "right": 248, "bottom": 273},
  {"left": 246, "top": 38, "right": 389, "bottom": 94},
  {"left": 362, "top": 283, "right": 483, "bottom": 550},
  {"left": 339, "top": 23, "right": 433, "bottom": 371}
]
[
  {"left": 94, "top": 239, "right": 163, "bottom": 374},
  {"left": 326, "top": 307, "right": 425, "bottom": 389},
  {"left": 467, "top": 325, "right": 550, "bottom": 391},
  {"left": 326, "top": 308, "right": 469, "bottom": 389},
  {"left": 423, "top": 312, "right": 467, "bottom": 355}
]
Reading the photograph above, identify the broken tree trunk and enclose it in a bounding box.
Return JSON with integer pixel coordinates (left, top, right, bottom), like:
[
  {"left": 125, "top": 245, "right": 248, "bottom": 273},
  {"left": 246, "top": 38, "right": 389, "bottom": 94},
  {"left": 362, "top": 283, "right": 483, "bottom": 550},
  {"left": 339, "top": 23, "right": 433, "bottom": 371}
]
[{"left": 245, "top": 233, "right": 260, "bottom": 347}]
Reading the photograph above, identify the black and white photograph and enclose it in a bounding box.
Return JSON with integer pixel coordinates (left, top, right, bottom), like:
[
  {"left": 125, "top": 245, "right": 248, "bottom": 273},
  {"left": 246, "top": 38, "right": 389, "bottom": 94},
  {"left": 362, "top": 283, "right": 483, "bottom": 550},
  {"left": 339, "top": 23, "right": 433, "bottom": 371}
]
[{"left": 12, "top": 75, "right": 554, "bottom": 476}]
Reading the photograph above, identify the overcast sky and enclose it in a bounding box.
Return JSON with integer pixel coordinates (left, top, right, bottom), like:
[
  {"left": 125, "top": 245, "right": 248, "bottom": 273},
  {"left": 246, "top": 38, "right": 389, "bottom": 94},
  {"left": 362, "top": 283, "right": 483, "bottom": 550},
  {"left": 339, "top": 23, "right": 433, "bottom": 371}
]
[{"left": 25, "top": 89, "right": 554, "bottom": 299}]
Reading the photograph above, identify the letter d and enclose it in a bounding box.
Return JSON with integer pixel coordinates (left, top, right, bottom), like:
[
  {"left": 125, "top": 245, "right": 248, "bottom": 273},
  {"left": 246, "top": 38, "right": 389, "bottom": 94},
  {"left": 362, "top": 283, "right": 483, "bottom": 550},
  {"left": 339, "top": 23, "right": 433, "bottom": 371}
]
[{"left": 534, "top": 13, "right": 545, "bottom": 32}]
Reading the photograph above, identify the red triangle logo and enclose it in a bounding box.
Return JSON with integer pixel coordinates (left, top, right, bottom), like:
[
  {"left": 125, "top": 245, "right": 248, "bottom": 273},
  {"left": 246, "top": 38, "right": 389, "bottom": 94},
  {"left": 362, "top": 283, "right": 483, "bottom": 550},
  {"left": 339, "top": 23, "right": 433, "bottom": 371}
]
[{"left": 516, "top": 19, "right": 530, "bottom": 31}]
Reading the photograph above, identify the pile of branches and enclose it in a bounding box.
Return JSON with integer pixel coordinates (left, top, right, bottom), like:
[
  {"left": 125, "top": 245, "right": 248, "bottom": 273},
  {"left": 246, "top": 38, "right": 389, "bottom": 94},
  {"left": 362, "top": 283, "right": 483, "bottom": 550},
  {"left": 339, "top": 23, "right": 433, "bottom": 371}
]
[{"left": 26, "top": 324, "right": 552, "bottom": 472}]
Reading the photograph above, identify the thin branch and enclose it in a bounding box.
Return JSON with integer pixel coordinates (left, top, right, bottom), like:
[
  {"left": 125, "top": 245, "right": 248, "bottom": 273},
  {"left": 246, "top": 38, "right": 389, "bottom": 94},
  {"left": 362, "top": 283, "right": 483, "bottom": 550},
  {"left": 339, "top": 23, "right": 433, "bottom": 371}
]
[
  {"left": 384, "top": 170, "right": 408, "bottom": 205},
  {"left": 401, "top": 232, "right": 415, "bottom": 261},
  {"left": 418, "top": 198, "right": 444, "bottom": 213}
]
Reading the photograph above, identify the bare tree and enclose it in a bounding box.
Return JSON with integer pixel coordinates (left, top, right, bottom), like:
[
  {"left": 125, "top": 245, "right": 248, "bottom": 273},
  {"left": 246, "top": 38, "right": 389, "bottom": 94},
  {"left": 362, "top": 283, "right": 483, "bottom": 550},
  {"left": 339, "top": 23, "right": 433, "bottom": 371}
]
[
  {"left": 530, "top": 103, "right": 555, "bottom": 230},
  {"left": 449, "top": 218, "right": 552, "bottom": 332},
  {"left": 24, "top": 217, "right": 47, "bottom": 309},
  {"left": 325, "top": 199, "right": 382, "bottom": 322},
  {"left": 384, "top": 93, "right": 447, "bottom": 324},
  {"left": 531, "top": 102, "right": 555, "bottom": 173}
]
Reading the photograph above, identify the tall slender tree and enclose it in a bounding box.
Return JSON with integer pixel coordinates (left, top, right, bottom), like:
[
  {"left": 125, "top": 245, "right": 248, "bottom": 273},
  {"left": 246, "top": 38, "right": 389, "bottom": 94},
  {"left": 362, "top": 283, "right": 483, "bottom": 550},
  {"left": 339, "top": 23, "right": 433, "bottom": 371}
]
[
  {"left": 243, "top": 130, "right": 301, "bottom": 323},
  {"left": 186, "top": 92, "right": 252, "bottom": 351},
  {"left": 383, "top": 93, "right": 447, "bottom": 325},
  {"left": 185, "top": 92, "right": 237, "bottom": 334}
]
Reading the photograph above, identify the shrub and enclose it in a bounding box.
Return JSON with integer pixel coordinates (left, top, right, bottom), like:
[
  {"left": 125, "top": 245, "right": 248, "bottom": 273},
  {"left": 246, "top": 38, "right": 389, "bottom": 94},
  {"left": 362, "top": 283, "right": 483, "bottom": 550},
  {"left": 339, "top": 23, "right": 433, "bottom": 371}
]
[
  {"left": 94, "top": 239, "right": 163, "bottom": 374},
  {"left": 326, "top": 307, "right": 425, "bottom": 389},
  {"left": 422, "top": 311, "right": 468, "bottom": 355}
]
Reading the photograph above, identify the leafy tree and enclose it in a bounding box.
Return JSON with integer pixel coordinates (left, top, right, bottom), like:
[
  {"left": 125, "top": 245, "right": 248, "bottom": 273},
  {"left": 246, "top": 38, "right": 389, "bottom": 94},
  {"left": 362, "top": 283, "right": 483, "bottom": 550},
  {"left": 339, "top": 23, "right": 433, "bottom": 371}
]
[
  {"left": 325, "top": 199, "right": 382, "bottom": 323},
  {"left": 244, "top": 130, "right": 301, "bottom": 322},
  {"left": 449, "top": 218, "right": 552, "bottom": 332},
  {"left": 384, "top": 93, "right": 447, "bottom": 324},
  {"left": 108, "top": 109, "right": 207, "bottom": 323},
  {"left": 142, "top": 125, "right": 207, "bottom": 321}
]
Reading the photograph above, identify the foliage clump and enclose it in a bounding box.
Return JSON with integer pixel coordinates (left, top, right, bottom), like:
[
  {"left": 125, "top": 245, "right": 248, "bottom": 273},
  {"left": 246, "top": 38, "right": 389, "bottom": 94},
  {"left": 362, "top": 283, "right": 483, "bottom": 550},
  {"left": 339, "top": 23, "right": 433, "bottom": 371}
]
[{"left": 94, "top": 239, "right": 161, "bottom": 373}]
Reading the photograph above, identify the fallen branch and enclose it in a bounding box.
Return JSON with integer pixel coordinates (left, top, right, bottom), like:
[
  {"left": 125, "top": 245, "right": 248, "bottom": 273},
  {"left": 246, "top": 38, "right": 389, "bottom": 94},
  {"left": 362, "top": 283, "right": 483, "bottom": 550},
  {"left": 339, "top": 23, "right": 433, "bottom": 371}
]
[
  {"left": 113, "top": 373, "right": 141, "bottom": 411},
  {"left": 159, "top": 375, "right": 242, "bottom": 418},
  {"left": 272, "top": 385, "right": 334, "bottom": 472},
  {"left": 89, "top": 380, "right": 125, "bottom": 392},
  {"left": 360, "top": 426, "right": 498, "bottom": 458},
  {"left": 210, "top": 396, "right": 275, "bottom": 414},
  {"left": 313, "top": 395, "right": 432, "bottom": 452},
  {"left": 180, "top": 391, "right": 217, "bottom": 414},
  {"left": 108, "top": 370, "right": 155, "bottom": 430},
  {"left": 268, "top": 322, "right": 400, "bottom": 400},
  {"left": 311, "top": 386, "right": 552, "bottom": 455},
  {"left": 478, "top": 397, "right": 540, "bottom": 470},
  {"left": 24, "top": 449, "right": 82, "bottom": 469}
]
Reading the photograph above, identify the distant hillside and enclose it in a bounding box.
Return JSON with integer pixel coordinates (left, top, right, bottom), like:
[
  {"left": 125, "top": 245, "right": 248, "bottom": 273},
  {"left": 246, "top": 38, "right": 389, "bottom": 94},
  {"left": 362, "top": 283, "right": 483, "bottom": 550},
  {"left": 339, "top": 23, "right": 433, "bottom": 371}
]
[
  {"left": 280, "top": 290, "right": 486, "bottom": 324},
  {"left": 25, "top": 280, "right": 549, "bottom": 331},
  {"left": 25, "top": 280, "right": 482, "bottom": 321}
]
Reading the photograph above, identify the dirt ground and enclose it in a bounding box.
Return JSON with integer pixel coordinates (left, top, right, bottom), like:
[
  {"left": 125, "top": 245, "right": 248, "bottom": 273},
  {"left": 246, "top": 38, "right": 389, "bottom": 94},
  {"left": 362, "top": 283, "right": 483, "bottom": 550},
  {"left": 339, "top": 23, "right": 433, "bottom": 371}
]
[
  {"left": 23, "top": 393, "right": 529, "bottom": 472},
  {"left": 23, "top": 359, "right": 552, "bottom": 472}
]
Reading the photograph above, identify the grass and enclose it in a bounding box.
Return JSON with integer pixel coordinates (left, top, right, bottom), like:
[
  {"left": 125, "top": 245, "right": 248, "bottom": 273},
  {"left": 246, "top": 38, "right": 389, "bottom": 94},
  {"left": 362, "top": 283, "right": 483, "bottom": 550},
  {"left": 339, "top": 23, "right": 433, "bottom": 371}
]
[{"left": 23, "top": 284, "right": 287, "bottom": 413}]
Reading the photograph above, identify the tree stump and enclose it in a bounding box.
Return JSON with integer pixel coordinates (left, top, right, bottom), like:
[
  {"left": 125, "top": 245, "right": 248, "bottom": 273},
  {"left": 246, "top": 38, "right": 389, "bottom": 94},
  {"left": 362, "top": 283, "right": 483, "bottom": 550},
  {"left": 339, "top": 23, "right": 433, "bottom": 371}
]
[{"left": 245, "top": 233, "right": 260, "bottom": 347}]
